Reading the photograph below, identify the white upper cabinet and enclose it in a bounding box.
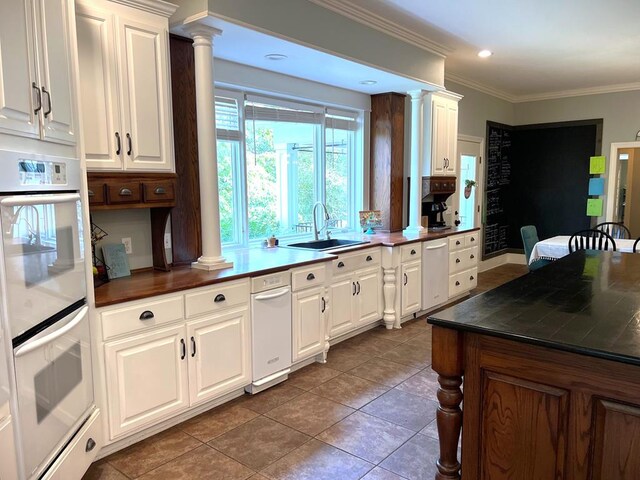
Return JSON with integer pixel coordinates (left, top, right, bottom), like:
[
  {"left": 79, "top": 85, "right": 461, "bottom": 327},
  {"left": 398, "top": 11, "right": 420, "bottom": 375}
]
[
  {"left": 0, "top": 0, "right": 76, "bottom": 145},
  {"left": 76, "top": 0, "right": 176, "bottom": 172},
  {"left": 424, "top": 92, "right": 461, "bottom": 177}
]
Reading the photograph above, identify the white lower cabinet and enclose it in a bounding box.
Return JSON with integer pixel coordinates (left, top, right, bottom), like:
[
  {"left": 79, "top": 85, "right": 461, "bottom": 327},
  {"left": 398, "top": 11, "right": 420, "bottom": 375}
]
[
  {"left": 105, "top": 324, "right": 189, "bottom": 438},
  {"left": 292, "top": 286, "right": 325, "bottom": 362},
  {"left": 401, "top": 260, "right": 422, "bottom": 317},
  {"left": 355, "top": 266, "right": 383, "bottom": 325},
  {"left": 187, "top": 307, "right": 250, "bottom": 406},
  {"left": 328, "top": 274, "right": 355, "bottom": 337}
]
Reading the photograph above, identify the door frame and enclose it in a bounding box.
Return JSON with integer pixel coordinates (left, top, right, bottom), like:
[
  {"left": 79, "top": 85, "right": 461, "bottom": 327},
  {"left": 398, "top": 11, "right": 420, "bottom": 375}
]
[
  {"left": 457, "top": 134, "right": 484, "bottom": 230},
  {"left": 606, "top": 141, "right": 640, "bottom": 222}
]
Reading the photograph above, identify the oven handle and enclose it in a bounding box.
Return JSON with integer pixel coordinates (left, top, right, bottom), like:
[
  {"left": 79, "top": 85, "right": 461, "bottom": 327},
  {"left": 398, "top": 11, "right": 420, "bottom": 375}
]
[
  {"left": 1, "top": 193, "right": 81, "bottom": 207},
  {"left": 14, "top": 306, "right": 88, "bottom": 358}
]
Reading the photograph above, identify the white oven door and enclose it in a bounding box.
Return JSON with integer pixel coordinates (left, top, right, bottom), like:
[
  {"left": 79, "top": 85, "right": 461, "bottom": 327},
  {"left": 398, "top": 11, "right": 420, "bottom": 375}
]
[
  {"left": 14, "top": 305, "right": 93, "bottom": 478},
  {"left": 0, "top": 193, "right": 86, "bottom": 340}
]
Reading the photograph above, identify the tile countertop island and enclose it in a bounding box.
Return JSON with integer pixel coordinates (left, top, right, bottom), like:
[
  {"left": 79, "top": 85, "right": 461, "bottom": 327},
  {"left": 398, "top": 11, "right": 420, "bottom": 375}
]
[
  {"left": 427, "top": 250, "right": 640, "bottom": 480},
  {"left": 94, "top": 226, "right": 479, "bottom": 307}
]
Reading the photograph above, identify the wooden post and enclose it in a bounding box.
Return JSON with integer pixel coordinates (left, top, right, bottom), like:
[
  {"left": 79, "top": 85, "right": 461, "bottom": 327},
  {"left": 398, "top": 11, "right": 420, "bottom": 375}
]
[{"left": 431, "top": 326, "right": 464, "bottom": 480}]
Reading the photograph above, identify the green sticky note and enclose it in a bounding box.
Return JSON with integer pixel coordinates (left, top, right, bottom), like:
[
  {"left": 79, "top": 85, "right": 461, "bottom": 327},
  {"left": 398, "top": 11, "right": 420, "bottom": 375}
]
[
  {"left": 586, "top": 198, "right": 603, "bottom": 217},
  {"left": 589, "top": 156, "right": 606, "bottom": 174}
]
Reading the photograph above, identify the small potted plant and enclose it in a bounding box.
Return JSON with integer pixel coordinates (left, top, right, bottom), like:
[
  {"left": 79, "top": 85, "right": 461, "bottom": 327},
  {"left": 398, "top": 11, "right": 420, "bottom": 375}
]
[{"left": 464, "top": 179, "right": 477, "bottom": 199}]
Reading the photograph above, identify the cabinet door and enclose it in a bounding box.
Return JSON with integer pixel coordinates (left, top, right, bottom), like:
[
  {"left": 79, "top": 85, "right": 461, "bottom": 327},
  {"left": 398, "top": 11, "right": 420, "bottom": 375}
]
[
  {"left": 104, "top": 324, "right": 188, "bottom": 439},
  {"left": 187, "top": 307, "right": 251, "bottom": 406},
  {"left": 401, "top": 260, "right": 422, "bottom": 317},
  {"left": 118, "top": 16, "right": 173, "bottom": 171},
  {"left": 0, "top": 416, "right": 19, "bottom": 480},
  {"left": 34, "top": 0, "right": 76, "bottom": 145},
  {"left": 76, "top": 4, "right": 123, "bottom": 170},
  {"left": 445, "top": 99, "right": 458, "bottom": 175},
  {"left": 431, "top": 97, "right": 448, "bottom": 176},
  {"left": 0, "top": 0, "right": 39, "bottom": 139},
  {"left": 422, "top": 240, "right": 449, "bottom": 311},
  {"left": 292, "top": 287, "right": 325, "bottom": 362},
  {"left": 328, "top": 274, "right": 356, "bottom": 337},
  {"left": 356, "top": 267, "right": 382, "bottom": 326}
]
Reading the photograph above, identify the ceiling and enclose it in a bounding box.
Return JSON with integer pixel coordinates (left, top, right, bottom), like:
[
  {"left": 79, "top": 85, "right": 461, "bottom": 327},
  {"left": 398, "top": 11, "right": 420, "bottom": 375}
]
[{"left": 319, "top": 0, "right": 640, "bottom": 101}]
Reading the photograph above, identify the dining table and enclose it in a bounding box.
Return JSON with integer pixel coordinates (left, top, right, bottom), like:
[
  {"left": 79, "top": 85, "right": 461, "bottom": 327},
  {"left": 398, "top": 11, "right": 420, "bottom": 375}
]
[{"left": 529, "top": 235, "right": 637, "bottom": 264}]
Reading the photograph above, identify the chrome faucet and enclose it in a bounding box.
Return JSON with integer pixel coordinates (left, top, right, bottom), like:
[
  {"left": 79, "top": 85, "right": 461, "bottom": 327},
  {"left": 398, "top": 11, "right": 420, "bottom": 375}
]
[{"left": 312, "top": 202, "right": 331, "bottom": 241}]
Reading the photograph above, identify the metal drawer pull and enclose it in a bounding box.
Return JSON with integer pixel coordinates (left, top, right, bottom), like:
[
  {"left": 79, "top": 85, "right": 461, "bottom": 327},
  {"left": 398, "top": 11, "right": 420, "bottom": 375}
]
[
  {"left": 154, "top": 187, "right": 167, "bottom": 195},
  {"left": 42, "top": 86, "right": 52, "bottom": 117},
  {"left": 88, "top": 190, "right": 95, "bottom": 197},
  {"left": 404, "top": 273, "right": 408, "bottom": 286},
  {"left": 214, "top": 294, "right": 226, "bottom": 303},
  {"left": 352, "top": 282, "right": 356, "bottom": 295},
  {"left": 32, "top": 83, "right": 42, "bottom": 114},
  {"left": 126, "top": 133, "right": 132, "bottom": 155},
  {"left": 306, "top": 273, "right": 315, "bottom": 281},
  {"left": 410, "top": 249, "right": 416, "bottom": 255},
  {"left": 119, "top": 188, "right": 133, "bottom": 196},
  {"left": 115, "top": 132, "right": 121, "bottom": 155},
  {"left": 455, "top": 281, "right": 460, "bottom": 286},
  {"left": 191, "top": 336, "right": 196, "bottom": 357},
  {"left": 321, "top": 297, "right": 326, "bottom": 313},
  {"left": 470, "top": 254, "right": 475, "bottom": 259},
  {"left": 85, "top": 438, "right": 96, "bottom": 453},
  {"left": 180, "top": 339, "right": 186, "bottom": 360},
  {"left": 456, "top": 258, "right": 461, "bottom": 263},
  {"left": 139, "top": 310, "right": 154, "bottom": 320},
  {"left": 456, "top": 240, "right": 461, "bottom": 245},
  {"left": 356, "top": 281, "right": 361, "bottom": 294},
  {"left": 471, "top": 237, "right": 475, "bottom": 242},
  {"left": 338, "top": 261, "right": 345, "bottom": 268},
  {"left": 470, "top": 275, "right": 475, "bottom": 281},
  {"left": 366, "top": 255, "right": 373, "bottom": 261}
]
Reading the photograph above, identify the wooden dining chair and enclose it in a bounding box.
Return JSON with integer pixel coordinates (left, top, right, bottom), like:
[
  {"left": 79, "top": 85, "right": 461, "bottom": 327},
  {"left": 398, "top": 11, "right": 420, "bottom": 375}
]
[
  {"left": 568, "top": 229, "right": 617, "bottom": 253},
  {"left": 634, "top": 237, "right": 640, "bottom": 253},
  {"left": 595, "top": 222, "right": 631, "bottom": 239}
]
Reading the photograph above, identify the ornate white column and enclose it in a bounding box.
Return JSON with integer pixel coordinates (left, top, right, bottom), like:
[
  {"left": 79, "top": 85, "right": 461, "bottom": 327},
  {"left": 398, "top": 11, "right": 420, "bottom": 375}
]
[
  {"left": 184, "top": 24, "right": 232, "bottom": 270},
  {"left": 405, "top": 90, "right": 425, "bottom": 233}
]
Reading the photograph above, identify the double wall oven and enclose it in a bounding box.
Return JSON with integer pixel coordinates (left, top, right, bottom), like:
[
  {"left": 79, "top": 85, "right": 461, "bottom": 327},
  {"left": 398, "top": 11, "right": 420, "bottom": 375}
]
[{"left": 0, "top": 149, "right": 94, "bottom": 479}]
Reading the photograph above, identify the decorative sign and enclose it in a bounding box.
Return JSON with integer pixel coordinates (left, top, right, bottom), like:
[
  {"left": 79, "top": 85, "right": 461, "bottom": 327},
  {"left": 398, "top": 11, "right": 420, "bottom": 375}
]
[
  {"left": 359, "top": 210, "right": 382, "bottom": 234},
  {"left": 102, "top": 243, "right": 131, "bottom": 280},
  {"left": 586, "top": 198, "right": 603, "bottom": 217},
  {"left": 588, "top": 177, "right": 605, "bottom": 196},
  {"left": 589, "top": 156, "right": 606, "bottom": 174}
]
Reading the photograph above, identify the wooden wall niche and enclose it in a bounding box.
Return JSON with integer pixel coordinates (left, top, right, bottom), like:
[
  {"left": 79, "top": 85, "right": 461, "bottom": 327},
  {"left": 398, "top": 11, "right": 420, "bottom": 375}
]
[{"left": 370, "top": 93, "right": 406, "bottom": 232}]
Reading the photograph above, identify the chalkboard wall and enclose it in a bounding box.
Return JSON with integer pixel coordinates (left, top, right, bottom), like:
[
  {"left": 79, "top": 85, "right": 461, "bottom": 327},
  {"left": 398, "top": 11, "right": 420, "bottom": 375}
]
[{"left": 483, "top": 120, "right": 603, "bottom": 260}]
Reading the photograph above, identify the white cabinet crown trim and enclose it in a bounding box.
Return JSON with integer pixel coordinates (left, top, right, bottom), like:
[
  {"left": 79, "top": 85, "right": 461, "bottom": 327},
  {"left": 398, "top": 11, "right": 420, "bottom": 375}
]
[{"left": 109, "top": 0, "right": 177, "bottom": 17}]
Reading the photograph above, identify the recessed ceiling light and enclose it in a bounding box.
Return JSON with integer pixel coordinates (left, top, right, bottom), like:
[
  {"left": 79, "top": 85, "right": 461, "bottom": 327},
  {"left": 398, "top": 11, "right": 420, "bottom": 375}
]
[
  {"left": 264, "top": 54, "right": 288, "bottom": 61},
  {"left": 478, "top": 50, "right": 493, "bottom": 58},
  {"left": 359, "top": 80, "right": 377, "bottom": 85}
]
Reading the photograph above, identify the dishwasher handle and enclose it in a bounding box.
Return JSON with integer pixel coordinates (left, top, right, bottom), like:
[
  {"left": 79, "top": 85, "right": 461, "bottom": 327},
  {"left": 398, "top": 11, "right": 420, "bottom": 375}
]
[{"left": 253, "top": 287, "right": 290, "bottom": 301}]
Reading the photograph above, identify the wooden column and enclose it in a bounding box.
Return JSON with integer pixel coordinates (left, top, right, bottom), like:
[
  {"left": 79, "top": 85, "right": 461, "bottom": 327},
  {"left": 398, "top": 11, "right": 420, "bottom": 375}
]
[
  {"left": 432, "top": 326, "right": 464, "bottom": 480},
  {"left": 370, "top": 93, "right": 405, "bottom": 232}
]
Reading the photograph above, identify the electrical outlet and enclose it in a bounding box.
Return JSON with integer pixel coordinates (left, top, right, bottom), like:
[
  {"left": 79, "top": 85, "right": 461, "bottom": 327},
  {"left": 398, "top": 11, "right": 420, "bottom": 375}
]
[
  {"left": 164, "top": 233, "right": 171, "bottom": 249},
  {"left": 121, "top": 237, "right": 132, "bottom": 254}
]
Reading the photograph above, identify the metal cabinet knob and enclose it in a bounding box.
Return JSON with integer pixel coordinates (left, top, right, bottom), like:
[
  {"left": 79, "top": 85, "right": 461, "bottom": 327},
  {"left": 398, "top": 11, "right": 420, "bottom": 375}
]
[
  {"left": 85, "top": 438, "right": 96, "bottom": 452},
  {"left": 455, "top": 281, "right": 460, "bottom": 286},
  {"left": 119, "top": 188, "right": 132, "bottom": 196},
  {"left": 366, "top": 255, "right": 372, "bottom": 262},
  {"left": 307, "top": 273, "right": 315, "bottom": 281},
  {"left": 154, "top": 187, "right": 167, "bottom": 195},
  {"left": 139, "top": 310, "right": 154, "bottom": 320},
  {"left": 338, "top": 261, "right": 345, "bottom": 268},
  {"left": 410, "top": 249, "right": 416, "bottom": 255},
  {"left": 214, "top": 294, "right": 226, "bottom": 303},
  {"left": 456, "top": 258, "right": 461, "bottom": 263}
]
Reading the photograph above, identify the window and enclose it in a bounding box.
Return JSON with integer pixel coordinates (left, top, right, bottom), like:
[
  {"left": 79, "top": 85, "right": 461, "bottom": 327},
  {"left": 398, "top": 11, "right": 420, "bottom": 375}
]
[{"left": 216, "top": 90, "right": 363, "bottom": 247}]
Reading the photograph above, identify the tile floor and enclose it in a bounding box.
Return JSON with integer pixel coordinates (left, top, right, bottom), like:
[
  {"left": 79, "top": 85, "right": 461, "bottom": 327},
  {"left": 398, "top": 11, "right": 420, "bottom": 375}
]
[{"left": 84, "top": 263, "right": 528, "bottom": 480}]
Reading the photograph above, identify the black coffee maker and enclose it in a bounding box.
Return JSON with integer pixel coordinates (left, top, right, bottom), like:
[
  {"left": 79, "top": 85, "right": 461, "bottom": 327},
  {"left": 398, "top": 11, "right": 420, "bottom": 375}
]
[{"left": 422, "top": 201, "right": 448, "bottom": 229}]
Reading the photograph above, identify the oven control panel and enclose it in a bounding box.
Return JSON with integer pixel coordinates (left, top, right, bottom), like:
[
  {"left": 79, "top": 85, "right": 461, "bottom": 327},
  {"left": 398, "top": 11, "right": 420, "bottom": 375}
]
[{"left": 18, "top": 160, "right": 67, "bottom": 186}]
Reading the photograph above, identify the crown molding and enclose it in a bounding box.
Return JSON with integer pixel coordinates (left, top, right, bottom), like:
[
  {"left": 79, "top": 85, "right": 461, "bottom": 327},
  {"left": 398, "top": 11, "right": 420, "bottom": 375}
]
[
  {"left": 109, "top": 0, "right": 177, "bottom": 17},
  {"left": 512, "top": 82, "right": 640, "bottom": 103},
  {"left": 445, "top": 73, "right": 516, "bottom": 103},
  {"left": 308, "top": 0, "right": 450, "bottom": 59}
]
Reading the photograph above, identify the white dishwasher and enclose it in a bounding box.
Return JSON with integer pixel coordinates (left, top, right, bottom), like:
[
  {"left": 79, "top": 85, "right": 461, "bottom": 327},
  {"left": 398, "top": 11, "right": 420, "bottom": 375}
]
[{"left": 247, "top": 271, "right": 292, "bottom": 394}]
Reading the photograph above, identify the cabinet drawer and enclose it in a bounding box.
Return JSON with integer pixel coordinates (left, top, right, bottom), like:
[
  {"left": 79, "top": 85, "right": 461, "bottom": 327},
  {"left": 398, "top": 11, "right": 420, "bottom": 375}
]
[
  {"left": 449, "top": 271, "right": 467, "bottom": 297},
  {"left": 143, "top": 179, "right": 175, "bottom": 203},
  {"left": 449, "top": 249, "right": 467, "bottom": 274},
  {"left": 292, "top": 264, "right": 326, "bottom": 292},
  {"left": 185, "top": 280, "right": 249, "bottom": 318},
  {"left": 467, "top": 267, "right": 478, "bottom": 290},
  {"left": 102, "top": 295, "right": 184, "bottom": 340},
  {"left": 87, "top": 182, "right": 105, "bottom": 206},
  {"left": 448, "top": 235, "right": 465, "bottom": 252},
  {"left": 400, "top": 243, "right": 421, "bottom": 262},
  {"left": 332, "top": 248, "right": 380, "bottom": 275},
  {"left": 465, "top": 246, "right": 479, "bottom": 269},
  {"left": 465, "top": 232, "right": 479, "bottom": 248},
  {"left": 106, "top": 181, "right": 141, "bottom": 204}
]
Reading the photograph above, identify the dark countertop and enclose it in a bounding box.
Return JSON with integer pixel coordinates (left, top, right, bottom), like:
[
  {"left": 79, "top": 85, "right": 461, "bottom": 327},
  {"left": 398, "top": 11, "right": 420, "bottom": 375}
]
[
  {"left": 428, "top": 250, "right": 640, "bottom": 366},
  {"left": 94, "top": 226, "right": 479, "bottom": 308}
]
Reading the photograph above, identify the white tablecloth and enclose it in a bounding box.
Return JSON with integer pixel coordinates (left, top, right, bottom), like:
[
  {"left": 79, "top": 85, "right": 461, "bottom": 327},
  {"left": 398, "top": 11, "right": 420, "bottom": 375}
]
[{"left": 529, "top": 235, "right": 637, "bottom": 264}]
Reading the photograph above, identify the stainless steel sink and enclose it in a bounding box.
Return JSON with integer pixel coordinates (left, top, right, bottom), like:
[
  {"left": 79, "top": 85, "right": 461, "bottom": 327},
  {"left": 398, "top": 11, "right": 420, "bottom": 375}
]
[{"left": 284, "top": 239, "right": 369, "bottom": 251}]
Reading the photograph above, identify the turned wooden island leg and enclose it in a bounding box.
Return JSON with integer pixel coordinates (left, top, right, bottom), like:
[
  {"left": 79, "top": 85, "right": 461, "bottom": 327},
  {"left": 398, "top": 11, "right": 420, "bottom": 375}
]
[{"left": 431, "top": 326, "right": 464, "bottom": 480}]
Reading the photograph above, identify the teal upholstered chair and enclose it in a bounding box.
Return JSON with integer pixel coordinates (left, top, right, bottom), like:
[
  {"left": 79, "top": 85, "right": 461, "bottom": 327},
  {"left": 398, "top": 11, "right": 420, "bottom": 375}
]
[{"left": 521, "top": 225, "right": 552, "bottom": 271}]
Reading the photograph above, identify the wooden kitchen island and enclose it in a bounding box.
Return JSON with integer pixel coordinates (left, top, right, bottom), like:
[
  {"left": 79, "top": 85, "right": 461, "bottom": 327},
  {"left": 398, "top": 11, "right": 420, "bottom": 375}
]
[{"left": 428, "top": 250, "right": 640, "bottom": 480}]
